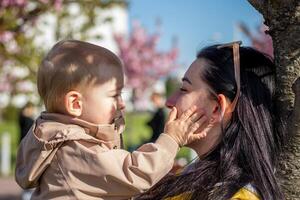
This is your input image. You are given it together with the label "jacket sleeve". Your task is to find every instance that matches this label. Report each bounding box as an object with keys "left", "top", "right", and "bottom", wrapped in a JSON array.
[{"left": 57, "top": 133, "right": 179, "bottom": 198}]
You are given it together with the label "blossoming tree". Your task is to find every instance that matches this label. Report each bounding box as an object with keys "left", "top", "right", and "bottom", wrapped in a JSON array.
[
  {"left": 0, "top": 0, "right": 126, "bottom": 118},
  {"left": 238, "top": 22, "right": 273, "bottom": 58},
  {"left": 114, "top": 21, "right": 179, "bottom": 107}
]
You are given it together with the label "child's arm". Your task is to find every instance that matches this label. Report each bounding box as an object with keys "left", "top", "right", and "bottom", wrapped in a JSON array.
[{"left": 66, "top": 106, "right": 207, "bottom": 198}]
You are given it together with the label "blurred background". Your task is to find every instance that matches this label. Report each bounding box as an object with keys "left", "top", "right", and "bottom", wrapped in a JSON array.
[{"left": 0, "top": 0, "right": 272, "bottom": 199}]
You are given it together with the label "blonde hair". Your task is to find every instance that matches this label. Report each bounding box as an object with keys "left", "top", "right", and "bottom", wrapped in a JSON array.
[{"left": 37, "top": 40, "right": 123, "bottom": 112}]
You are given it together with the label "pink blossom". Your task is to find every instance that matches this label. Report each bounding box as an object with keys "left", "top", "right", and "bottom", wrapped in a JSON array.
[
  {"left": 252, "top": 25, "right": 273, "bottom": 58},
  {"left": 0, "top": 31, "right": 14, "bottom": 43},
  {"left": 239, "top": 23, "right": 273, "bottom": 58},
  {"left": 0, "top": 0, "right": 27, "bottom": 7},
  {"left": 114, "top": 21, "right": 179, "bottom": 106},
  {"left": 54, "top": 0, "right": 62, "bottom": 11},
  {"left": 16, "top": 80, "right": 35, "bottom": 92}
]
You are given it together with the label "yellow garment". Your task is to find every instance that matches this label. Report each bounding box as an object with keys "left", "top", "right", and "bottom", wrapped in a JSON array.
[
  {"left": 165, "top": 187, "right": 260, "bottom": 200},
  {"left": 231, "top": 188, "right": 260, "bottom": 200},
  {"left": 165, "top": 192, "right": 191, "bottom": 200}
]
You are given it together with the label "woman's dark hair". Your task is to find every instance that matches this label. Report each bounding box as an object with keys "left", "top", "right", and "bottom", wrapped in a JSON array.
[{"left": 137, "top": 45, "right": 284, "bottom": 200}]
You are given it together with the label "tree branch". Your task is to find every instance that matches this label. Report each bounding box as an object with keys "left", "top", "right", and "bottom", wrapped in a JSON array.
[{"left": 247, "top": 0, "right": 266, "bottom": 15}]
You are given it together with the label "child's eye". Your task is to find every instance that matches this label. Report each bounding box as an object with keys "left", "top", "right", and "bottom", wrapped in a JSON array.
[
  {"left": 111, "top": 90, "right": 125, "bottom": 99},
  {"left": 113, "top": 92, "right": 123, "bottom": 98},
  {"left": 180, "top": 88, "right": 187, "bottom": 92}
]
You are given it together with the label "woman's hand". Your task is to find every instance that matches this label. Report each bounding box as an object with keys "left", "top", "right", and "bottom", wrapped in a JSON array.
[{"left": 164, "top": 106, "right": 209, "bottom": 147}]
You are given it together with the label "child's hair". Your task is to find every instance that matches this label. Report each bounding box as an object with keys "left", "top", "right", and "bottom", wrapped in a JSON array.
[{"left": 37, "top": 40, "right": 123, "bottom": 112}]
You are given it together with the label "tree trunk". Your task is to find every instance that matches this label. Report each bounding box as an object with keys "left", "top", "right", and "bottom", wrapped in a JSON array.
[
  {"left": 279, "top": 78, "right": 300, "bottom": 199},
  {"left": 247, "top": 0, "right": 300, "bottom": 199}
]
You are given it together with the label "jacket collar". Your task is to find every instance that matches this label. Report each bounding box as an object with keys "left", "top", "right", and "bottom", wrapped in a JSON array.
[{"left": 40, "top": 112, "right": 125, "bottom": 143}]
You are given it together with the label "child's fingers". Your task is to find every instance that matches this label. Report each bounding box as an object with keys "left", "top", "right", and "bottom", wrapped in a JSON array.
[
  {"left": 189, "top": 132, "right": 207, "bottom": 141},
  {"left": 188, "top": 116, "right": 209, "bottom": 142},
  {"left": 201, "top": 121, "right": 214, "bottom": 135},
  {"left": 167, "top": 107, "right": 177, "bottom": 122},
  {"left": 194, "top": 115, "right": 208, "bottom": 129},
  {"left": 189, "top": 122, "right": 201, "bottom": 133},
  {"left": 188, "top": 109, "right": 205, "bottom": 124},
  {"left": 179, "top": 105, "right": 197, "bottom": 121},
  {"left": 189, "top": 115, "right": 207, "bottom": 133}
]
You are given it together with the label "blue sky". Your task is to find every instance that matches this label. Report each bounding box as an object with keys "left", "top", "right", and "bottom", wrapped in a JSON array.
[{"left": 128, "top": 0, "right": 263, "bottom": 69}]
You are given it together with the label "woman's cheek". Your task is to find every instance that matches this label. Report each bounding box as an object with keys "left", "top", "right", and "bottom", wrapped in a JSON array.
[
  {"left": 176, "top": 98, "right": 194, "bottom": 117},
  {"left": 190, "top": 96, "right": 213, "bottom": 120},
  {"left": 173, "top": 103, "right": 183, "bottom": 118}
]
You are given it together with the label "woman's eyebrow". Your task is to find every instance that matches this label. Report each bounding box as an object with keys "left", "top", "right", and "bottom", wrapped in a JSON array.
[{"left": 182, "top": 77, "right": 192, "bottom": 85}]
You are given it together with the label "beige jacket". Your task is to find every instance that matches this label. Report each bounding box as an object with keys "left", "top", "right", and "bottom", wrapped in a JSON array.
[{"left": 15, "top": 112, "right": 179, "bottom": 200}]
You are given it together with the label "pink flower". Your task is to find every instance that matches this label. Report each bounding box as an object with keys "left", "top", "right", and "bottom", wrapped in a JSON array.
[
  {"left": 114, "top": 20, "right": 180, "bottom": 105},
  {"left": 0, "top": 31, "right": 14, "bottom": 43},
  {"left": 0, "top": 0, "right": 27, "bottom": 7}
]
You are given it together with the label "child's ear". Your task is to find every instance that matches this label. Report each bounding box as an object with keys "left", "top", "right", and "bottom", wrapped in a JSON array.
[
  {"left": 210, "top": 94, "right": 229, "bottom": 124},
  {"left": 64, "top": 91, "right": 83, "bottom": 117}
]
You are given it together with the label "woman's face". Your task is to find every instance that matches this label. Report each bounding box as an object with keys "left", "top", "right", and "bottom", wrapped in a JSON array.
[
  {"left": 166, "top": 58, "right": 222, "bottom": 155},
  {"left": 166, "top": 58, "right": 216, "bottom": 121}
]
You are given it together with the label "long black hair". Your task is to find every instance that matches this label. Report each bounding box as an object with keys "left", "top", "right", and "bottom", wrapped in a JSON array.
[{"left": 137, "top": 45, "right": 284, "bottom": 200}]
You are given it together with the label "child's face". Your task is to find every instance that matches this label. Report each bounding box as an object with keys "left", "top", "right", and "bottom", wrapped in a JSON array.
[{"left": 80, "top": 71, "right": 125, "bottom": 125}]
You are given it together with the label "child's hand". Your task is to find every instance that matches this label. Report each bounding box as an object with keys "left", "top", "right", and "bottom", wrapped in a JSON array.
[{"left": 164, "top": 106, "right": 208, "bottom": 147}]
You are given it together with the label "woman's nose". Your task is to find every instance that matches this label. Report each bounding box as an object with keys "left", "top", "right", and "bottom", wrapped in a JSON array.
[{"left": 165, "top": 92, "right": 179, "bottom": 109}]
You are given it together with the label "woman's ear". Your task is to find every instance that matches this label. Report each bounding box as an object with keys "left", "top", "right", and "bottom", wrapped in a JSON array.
[
  {"left": 210, "top": 94, "right": 229, "bottom": 123},
  {"left": 64, "top": 91, "right": 83, "bottom": 117}
]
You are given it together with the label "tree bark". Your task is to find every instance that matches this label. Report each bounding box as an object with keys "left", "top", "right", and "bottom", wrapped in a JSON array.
[
  {"left": 278, "top": 78, "right": 300, "bottom": 199},
  {"left": 247, "top": 0, "right": 300, "bottom": 199}
]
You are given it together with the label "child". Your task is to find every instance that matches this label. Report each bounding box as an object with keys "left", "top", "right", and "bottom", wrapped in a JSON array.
[{"left": 15, "top": 40, "right": 208, "bottom": 200}]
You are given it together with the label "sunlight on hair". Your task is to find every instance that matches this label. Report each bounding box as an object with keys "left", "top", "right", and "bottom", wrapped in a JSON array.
[{"left": 86, "top": 54, "right": 94, "bottom": 64}]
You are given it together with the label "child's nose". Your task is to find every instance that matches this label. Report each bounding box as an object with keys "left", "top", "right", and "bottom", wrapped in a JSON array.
[{"left": 118, "top": 96, "right": 126, "bottom": 110}]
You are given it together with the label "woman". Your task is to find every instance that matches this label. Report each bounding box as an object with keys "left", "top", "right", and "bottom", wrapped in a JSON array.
[{"left": 137, "top": 42, "right": 284, "bottom": 200}]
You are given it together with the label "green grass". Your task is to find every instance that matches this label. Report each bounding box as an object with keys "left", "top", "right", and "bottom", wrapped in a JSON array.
[
  {"left": 123, "top": 112, "right": 192, "bottom": 160},
  {"left": 0, "top": 120, "right": 19, "bottom": 175},
  {"left": 123, "top": 112, "right": 152, "bottom": 148}
]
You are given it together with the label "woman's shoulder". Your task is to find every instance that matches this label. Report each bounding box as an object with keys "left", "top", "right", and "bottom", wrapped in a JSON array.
[{"left": 231, "top": 184, "right": 260, "bottom": 200}]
